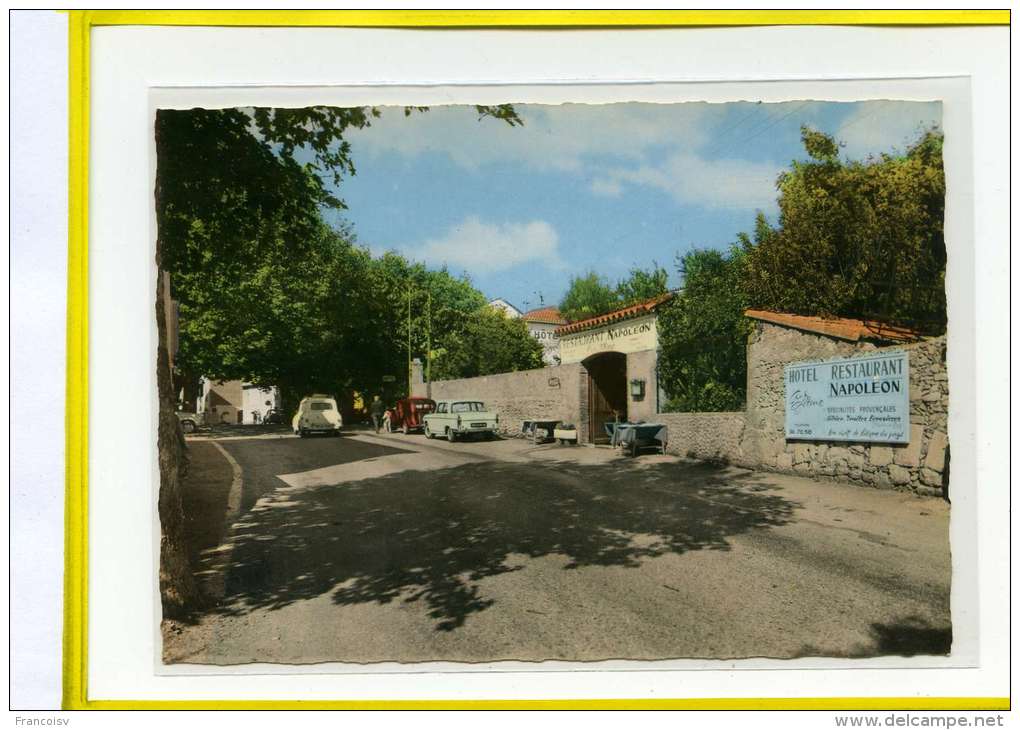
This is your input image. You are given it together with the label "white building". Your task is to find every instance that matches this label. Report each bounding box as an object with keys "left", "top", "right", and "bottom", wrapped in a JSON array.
[
  {"left": 487, "top": 298, "right": 523, "bottom": 319},
  {"left": 199, "top": 378, "right": 281, "bottom": 425},
  {"left": 523, "top": 306, "right": 567, "bottom": 365}
]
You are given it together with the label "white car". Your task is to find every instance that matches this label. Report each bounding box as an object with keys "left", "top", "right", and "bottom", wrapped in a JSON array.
[
  {"left": 423, "top": 399, "right": 499, "bottom": 442},
  {"left": 175, "top": 411, "right": 204, "bottom": 434},
  {"left": 292, "top": 395, "right": 343, "bottom": 437}
]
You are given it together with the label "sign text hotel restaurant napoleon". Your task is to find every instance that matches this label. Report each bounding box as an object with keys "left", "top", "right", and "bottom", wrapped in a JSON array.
[
  {"left": 559, "top": 316, "right": 657, "bottom": 363},
  {"left": 785, "top": 350, "right": 910, "bottom": 443}
]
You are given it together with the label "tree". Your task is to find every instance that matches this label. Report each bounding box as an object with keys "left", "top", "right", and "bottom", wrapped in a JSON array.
[
  {"left": 558, "top": 272, "right": 618, "bottom": 322},
  {"left": 155, "top": 104, "right": 521, "bottom": 616},
  {"left": 430, "top": 307, "right": 544, "bottom": 380},
  {"left": 175, "top": 223, "right": 373, "bottom": 390},
  {"left": 358, "top": 253, "right": 489, "bottom": 397},
  {"left": 559, "top": 265, "right": 669, "bottom": 323},
  {"left": 656, "top": 126, "right": 945, "bottom": 414},
  {"left": 743, "top": 126, "right": 946, "bottom": 332},
  {"left": 616, "top": 264, "right": 669, "bottom": 305},
  {"left": 657, "top": 248, "right": 751, "bottom": 412}
]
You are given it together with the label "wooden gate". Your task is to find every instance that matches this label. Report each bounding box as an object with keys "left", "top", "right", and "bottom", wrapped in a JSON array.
[{"left": 585, "top": 352, "right": 628, "bottom": 443}]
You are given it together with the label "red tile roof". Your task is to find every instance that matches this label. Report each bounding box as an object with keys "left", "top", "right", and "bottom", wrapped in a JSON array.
[
  {"left": 744, "top": 309, "right": 920, "bottom": 343},
  {"left": 523, "top": 306, "right": 567, "bottom": 325},
  {"left": 555, "top": 293, "right": 674, "bottom": 336}
]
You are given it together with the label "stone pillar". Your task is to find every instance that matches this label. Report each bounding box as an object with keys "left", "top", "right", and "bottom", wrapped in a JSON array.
[{"left": 410, "top": 358, "right": 426, "bottom": 398}]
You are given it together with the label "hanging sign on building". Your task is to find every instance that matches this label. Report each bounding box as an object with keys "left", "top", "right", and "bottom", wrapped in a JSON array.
[
  {"left": 559, "top": 315, "right": 658, "bottom": 364},
  {"left": 785, "top": 351, "right": 910, "bottom": 443}
]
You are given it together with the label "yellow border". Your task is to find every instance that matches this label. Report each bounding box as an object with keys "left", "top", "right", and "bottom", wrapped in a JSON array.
[
  {"left": 64, "top": 8, "right": 90, "bottom": 713},
  {"left": 71, "top": 698, "right": 1012, "bottom": 712},
  {"left": 69, "top": 9, "right": 1012, "bottom": 27},
  {"left": 63, "top": 8, "right": 1010, "bottom": 712}
]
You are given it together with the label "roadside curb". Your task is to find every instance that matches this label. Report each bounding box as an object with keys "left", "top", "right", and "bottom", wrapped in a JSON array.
[
  {"left": 210, "top": 441, "right": 243, "bottom": 522},
  {"left": 194, "top": 441, "right": 244, "bottom": 603}
]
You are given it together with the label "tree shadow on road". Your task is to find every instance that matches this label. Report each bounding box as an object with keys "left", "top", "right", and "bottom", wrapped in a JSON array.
[
  {"left": 204, "top": 459, "right": 797, "bottom": 632},
  {"left": 797, "top": 614, "right": 952, "bottom": 657},
  {"left": 869, "top": 617, "right": 952, "bottom": 656}
]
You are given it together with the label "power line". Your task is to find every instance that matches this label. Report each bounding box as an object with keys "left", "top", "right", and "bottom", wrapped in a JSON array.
[
  {"left": 696, "top": 102, "right": 764, "bottom": 158},
  {"left": 732, "top": 101, "right": 812, "bottom": 149}
]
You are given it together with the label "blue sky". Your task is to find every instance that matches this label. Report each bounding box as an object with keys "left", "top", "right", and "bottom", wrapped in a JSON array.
[{"left": 326, "top": 100, "right": 940, "bottom": 313}]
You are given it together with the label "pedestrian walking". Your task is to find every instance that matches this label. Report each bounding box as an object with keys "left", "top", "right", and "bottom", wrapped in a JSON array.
[{"left": 369, "top": 395, "right": 386, "bottom": 434}]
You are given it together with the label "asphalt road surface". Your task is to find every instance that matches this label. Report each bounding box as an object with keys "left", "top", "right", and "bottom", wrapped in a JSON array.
[{"left": 165, "top": 428, "right": 951, "bottom": 665}]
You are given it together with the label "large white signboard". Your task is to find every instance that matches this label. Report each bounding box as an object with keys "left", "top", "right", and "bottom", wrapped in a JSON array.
[
  {"left": 559, "top": 315, "right": 658, "bottom": 364},
  {"left": 785, "top": 351, "right": 910, "bottom": 443}
]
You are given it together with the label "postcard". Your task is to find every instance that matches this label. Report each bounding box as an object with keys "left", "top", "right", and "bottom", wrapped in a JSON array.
[{"left": 41, "top": 11, "right": 1008, "bottom": 711}]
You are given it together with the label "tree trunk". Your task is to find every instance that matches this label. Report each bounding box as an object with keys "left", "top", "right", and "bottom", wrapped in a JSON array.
[
  {"left": 155, "top": 268, "right": 202, "bottom": 617},
  {"left": 154, "top": 111, "right": 201, "bottom": 618}
]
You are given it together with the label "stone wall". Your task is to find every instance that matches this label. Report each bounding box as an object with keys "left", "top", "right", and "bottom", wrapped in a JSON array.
[
  {"left": 414, "top": 319, "right": 949, "bottom": 496},
  {"left": 626, "top": 349, "right": 659, "bottom": 424},
  {"left": 655, "top": 412, "right": 747, "bottom": 462},
  {"left": 739, "top": 322, "right": 949, "bottom": 496},
  {"left": 415, "top": 363, "right": 583, "bottom": 438}
]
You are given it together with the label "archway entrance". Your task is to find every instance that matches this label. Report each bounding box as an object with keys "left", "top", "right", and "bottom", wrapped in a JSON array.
[{"left": 584, "top": 351, "right": 628, "bottom": 444}]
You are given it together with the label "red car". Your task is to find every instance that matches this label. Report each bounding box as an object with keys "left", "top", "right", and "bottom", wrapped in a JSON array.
[{"left": 383, "top": 397, "right": 437, "bottom": 435}]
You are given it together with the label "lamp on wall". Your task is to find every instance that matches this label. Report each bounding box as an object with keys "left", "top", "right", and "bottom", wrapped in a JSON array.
[{"left": 630, "top": 378, "right": 646, "bottom": 399}]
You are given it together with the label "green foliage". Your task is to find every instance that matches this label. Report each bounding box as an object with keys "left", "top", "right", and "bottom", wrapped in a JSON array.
[
  {"left": 361, "top": 253, "right": 489, "bottom": 392},
  {"left": 559, "top": 265, "right": 669, "bottom": 322},
  {"left": 656, "top": 126, "right": 946, "bottom": 413},
  {"left": 558, "top": 272, "right": 618, "bottom": 322},
  {"left": 615, "top": 264, "right": 670, "bottom": 305},
  {"left": 742, "top": 126, "right": 946, "bottom": 332},
  {"left": 657, "top": 248, "right": 751, "bottom": 412},
  {"left": 430, "top": 308, "right": 545, "bottom": 381},
  {"left": 158, "top": 105, "right": 522, "bottom": 403}
]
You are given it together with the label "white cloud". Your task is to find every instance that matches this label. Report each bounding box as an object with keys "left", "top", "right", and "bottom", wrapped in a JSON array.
[
  {"left": 345, "top": 100, "right": 936, "bottom": 215},
  {"left": 346, "top": 102, "right": 723, "bottom": 173},
  {"left": 832, "top": 101, "right": 942, "bottom": 159},
  {"left": 595, "top": 153, "right": 783, "bottom": 211},
  {"left": 407, "top": 217, "right": 565, "bottom": 275}
]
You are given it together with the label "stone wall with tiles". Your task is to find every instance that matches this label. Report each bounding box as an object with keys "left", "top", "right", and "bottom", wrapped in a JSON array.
[
  {"left": 413, "top": 363, "right": 584, "bottom": 438},
  {"left": 737, "top": 321, "right": 949, "bottom": 496}
]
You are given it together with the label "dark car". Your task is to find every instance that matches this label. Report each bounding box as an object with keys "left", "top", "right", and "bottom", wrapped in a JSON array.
[
  {"left": 384, "top": 397, "right": 437, "bottom": 435},
  {"left": 263, "top": 409, "right": 285, "bottom": 425}
]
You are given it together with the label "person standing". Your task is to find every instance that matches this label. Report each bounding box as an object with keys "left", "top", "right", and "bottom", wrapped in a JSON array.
[{"left": 369, "top": 395, "right": 386, "bottom": 434}]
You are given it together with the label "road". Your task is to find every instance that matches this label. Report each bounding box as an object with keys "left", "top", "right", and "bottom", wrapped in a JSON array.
[{"left": 165, "top": 428, "right": 952, "bottom": 665}]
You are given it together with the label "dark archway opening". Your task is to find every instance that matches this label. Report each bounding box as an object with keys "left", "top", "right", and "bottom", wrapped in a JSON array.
[{"left": 584, "top": 351, "right": 628, "bottom": 444}]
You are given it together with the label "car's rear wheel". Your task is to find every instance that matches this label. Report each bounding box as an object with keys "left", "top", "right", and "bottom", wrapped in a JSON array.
[
  {"left": 180, "top": 419, "right": 196, "bottom": 434},
  {"left": 446, "top": 428, "right": 456, "bottom": 442},
  {"left": 402, "top": 423, "right": 409, "bottom": 435},
  {"left": 424, "top": 424, "right": 434, "bottom": 439},
  {"left": 298, "top": 428, "right": 307, "bottom": 438}
]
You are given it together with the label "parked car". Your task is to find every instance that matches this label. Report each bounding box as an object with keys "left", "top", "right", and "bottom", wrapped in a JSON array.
[
  {"left": 263, "top": 408, "right": 285, "bottom": 425},
  {"left": 292, "top": 395, "right": 343, "bottom": 437},
  {"left": 423, "top": 399, "right": 499, "bottom": 442},
  {"left": 175, "top": 410, "right": 204, "bottom": 434},
  {"left": 384, "top": 397, "right": 436, "bottom": 435}
]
